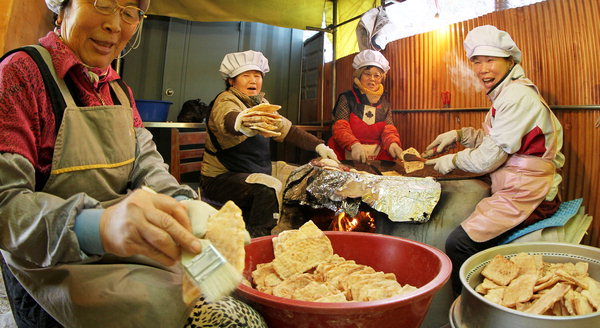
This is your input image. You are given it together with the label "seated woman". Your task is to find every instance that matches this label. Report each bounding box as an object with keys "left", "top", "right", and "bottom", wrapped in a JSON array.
[
  {"left": 327, "top": 50, "right": 403, "bottom": 163},
  {"left": 200, "top": 50, "right": 338, "bottom": 238},
  {"left": 425, "top": 25, "right": 564, "bottom": 295}
]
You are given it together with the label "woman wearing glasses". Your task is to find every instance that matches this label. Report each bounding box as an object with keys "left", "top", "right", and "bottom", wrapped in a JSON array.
[
  {"left": 327, "top": 49, "right": 403, "bottom": 163},
  {"left": 0, "top": 1, "right": 265, "bottom": 327}
]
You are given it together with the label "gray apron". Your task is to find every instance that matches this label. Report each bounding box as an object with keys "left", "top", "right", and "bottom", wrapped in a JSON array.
[{"left": 2, "top": 46, "right": 190, "bottom": 327}]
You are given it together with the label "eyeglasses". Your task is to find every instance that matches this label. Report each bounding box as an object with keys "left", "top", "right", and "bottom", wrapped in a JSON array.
[
  {"left": 362, "top": 71, "right": 383, "bottom": 81},
  {"left": 93, "top": 0, "right": 146, "bottom": 25}
]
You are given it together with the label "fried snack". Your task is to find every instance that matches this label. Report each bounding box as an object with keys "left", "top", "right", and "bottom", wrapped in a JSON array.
[
  {"left": 526, "top": 283, "right": 571, "bottom": 315},
  {"left": 182, "top": 272, "right": 202, "bottom": 305},
  {"left": 476, "top": 254, "right": 600, "bottom": 316},
  {"left": 400, "top": 147, "right": 425, "bottom": 173},
  {"left": 249, "top": 125, "right": 282, "bottom": 137},
  {"left": 242, "top": 115, "right": 282, "bottom": 125},
  {"left": 204, "top": 200, "right": 248, "bottom": 273},
  {"left": 272, "top": 221, "right": 334, "bottom": 279},
  {"left": 247, "top": 103, "right": 282, "bottom": 113},
  {"left": 272, "top": 273, "right": 316, "bottom": 299},
  {"left": 247, "top": 121, "right": 278, "bottom": 131},
  {"left": 251, "top": 221, "right": 418, "bottom": 303},
  {"left": 181, "top": 200, "right": 248, "bottom": 305},
  {"left": 482, "top": 255, "right": 520, "bottom": 286},
  {"left": 381, "top": 171, "right": 403, "bottom": 176},
  {"left": 581, "top": 277, "right": 600, "bottom": 309},
  {"left": 293, "top": 281, "right": 342, "bottom": 302},
  {"left": 502, "top": 273, "right": 537, "bottom": 307},
  {"left": 484, "top": 288, "right": 505, "bottom": 304},
  {"left": 252, "top": 262, "right": 283, "bottom": 295},
  {"left": 510, "top": 252, "right": 539, "bottom": 275}
]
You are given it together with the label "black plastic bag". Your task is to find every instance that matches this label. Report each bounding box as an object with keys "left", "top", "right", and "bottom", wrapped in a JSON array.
[{"left": 177, "top": 98, "right": 210, "bottom": 122}]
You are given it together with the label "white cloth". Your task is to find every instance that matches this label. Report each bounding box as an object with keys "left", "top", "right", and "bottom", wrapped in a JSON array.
[
  {"left": 356, "top": 7, "right": 394, "bottom": 52},
  {"left": 464, "top": 25, "right": 522, "bottom": 63},
  {"left": 486, "top": 65, "right": 564, "bottom": 170},
  {"left": 352, "top": 50, "right": 390, "bottom": 73},
  {"left": 219, "top": 50, "right": 270, "bottom": 79},
  {"left": 455, "top": 135, "right": 508, "bottom": 174}
]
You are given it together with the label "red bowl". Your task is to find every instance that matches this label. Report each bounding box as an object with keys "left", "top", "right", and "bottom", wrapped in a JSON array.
[{"left": 236, "top": 231, "right": 452, "bottom": 328}]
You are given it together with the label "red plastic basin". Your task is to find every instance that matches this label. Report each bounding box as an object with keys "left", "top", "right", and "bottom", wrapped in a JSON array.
[{"left": 236, "top": 231, "right": 452, "bottom": 328}]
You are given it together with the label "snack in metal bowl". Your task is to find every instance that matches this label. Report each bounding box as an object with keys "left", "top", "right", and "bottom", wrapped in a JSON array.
[
  {"left": 475, "top": 253, "right": 600, "bottom": 316},
  {"left": 458, "top": 242, "right": 600, "bottom": 328}
]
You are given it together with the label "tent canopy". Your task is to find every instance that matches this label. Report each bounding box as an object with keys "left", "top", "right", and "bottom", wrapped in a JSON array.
[{"left": 147, "top": 0, "right": 379, "bottom": 59}]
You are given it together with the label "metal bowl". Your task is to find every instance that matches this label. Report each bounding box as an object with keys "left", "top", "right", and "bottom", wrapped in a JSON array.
[{"left": 457, "top": 242, "right": 600, "bottom": 328}]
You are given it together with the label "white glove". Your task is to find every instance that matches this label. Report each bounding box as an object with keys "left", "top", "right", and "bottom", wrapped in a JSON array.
[
  {"left": 350, "top": 143, "right": 368, "bottom": 163},
  {"left": 234, "top": 109, "right": 258, "bottom": 137},
  {"left": 388, "top": 143, "right": 403, "bottom": 159},
  {"left": 315, "top": 144, "right": 339, "bottom": 162},
  {"left": 426, "top": 154, "right": 457, "bottom": 175},
  {"left": 426, "top": 130, "right": 459, "bottom": 154}
]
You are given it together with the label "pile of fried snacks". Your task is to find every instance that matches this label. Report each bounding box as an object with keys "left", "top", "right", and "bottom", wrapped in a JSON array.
[
  {"left": 476, "top": 253, "right": 600, "bottom": 316},
  {"left": 250, "top": 221, "right": 418, "bottom": 302}
]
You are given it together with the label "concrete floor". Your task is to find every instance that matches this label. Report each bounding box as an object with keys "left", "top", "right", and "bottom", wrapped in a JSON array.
[{"left": 0, "top": 274, "right": 17, "bottom": 328}]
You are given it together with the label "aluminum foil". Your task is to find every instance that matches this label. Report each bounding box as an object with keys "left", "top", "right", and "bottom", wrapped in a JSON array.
[{"left": 283, "top": 164, "right": 441, "bottom": 223}]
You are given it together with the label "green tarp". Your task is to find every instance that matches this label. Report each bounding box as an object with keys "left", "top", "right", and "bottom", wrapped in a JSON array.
[{"left": 147, "top": 0, "right": 378, "bottom": 59}]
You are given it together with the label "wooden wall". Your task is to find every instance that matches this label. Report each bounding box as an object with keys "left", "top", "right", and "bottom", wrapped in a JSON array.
[
  {"left": 1, "top": 0, "right": 52, "bottom": 53},
  {"left": 320, "top": 0, "right": 600, "bottom": 247}
]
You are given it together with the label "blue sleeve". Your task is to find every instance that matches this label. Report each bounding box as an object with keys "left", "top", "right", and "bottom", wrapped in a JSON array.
[{"left": 73, "top": 209, "right": 105, "bottom": 255}]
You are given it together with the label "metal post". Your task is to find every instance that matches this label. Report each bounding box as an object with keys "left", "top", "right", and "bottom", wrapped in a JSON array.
[{"left": 330, "top": 0, "right": 337, "bottom": 125}]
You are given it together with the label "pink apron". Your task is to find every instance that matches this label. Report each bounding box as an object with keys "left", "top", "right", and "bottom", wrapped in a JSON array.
[{"left": 461, "top": 81, "right": 560, "bottom": 242}]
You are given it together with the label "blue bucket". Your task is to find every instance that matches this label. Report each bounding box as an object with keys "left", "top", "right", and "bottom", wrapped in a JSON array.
[{"left": 135, "top": 99, "right": 172, "bottom": 122}]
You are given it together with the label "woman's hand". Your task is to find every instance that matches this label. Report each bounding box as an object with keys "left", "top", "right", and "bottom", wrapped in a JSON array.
[
  {"left": 426, "top": 154, "right": 457, "bottom": 175},
  {"left": 351, "top": 143, "right": 368, "bottom": 163},
  {"left": 100, "top": 189, "right": 202, "bottom": 266},
  {"left": 234, "top": 108, "right": 259, "bottom": 137},
  {"left": 315, "top": 144, "right": 339, "bottom": 162},
  {"left": 388, "top": 143, "right": 403, "bottom": 159},
  {"left": 426, "top": 130, "right": 460, "bottom": 154}
]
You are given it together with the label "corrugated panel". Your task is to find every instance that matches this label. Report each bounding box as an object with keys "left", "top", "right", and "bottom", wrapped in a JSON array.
[
  {"left": 318, "top": 0, "right": 600, "bottom": 246},
  {"left": 381, "top": 0, "right": 600, "bottom": 109}
]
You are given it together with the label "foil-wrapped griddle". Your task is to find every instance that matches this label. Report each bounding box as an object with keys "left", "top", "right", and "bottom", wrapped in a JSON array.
[{"left": 283, "top": 163, "right": 441, "bottom": 223}]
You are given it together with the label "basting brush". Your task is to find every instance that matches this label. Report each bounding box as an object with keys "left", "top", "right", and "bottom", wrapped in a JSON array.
[
  {"left": 141, "top": 186, "right": 242, "bottom": 303},
  {"left": 181, "top": 239, "right": 243, "bottom": 303}
]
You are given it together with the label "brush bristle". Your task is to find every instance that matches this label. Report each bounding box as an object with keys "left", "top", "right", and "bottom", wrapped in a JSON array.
[
  {"left": 198, "top": 261, "right": 243, "bottom": 303},
  {"left": 181, "top": 239, "right": 244, "bottom": 303}
]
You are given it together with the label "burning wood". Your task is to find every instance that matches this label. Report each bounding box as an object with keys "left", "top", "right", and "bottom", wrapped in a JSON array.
[{"left": 330, "top": 211, "right": 376, "bottom": 232}]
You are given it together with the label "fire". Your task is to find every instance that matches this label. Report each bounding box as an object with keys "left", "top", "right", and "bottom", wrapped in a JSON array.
[{"left": 330, "top": 211, "right": 376, "bottom": 232}]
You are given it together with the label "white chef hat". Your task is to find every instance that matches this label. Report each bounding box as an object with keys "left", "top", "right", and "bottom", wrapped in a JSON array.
[
  {"left": 352, "top": 50, "right": 390, "bottom": 73},
  {"left": 45, "top": 0, "right": 151, "bottom": 14},
  {"left": 219, "top": 50, "right": 270, "bottom": 80},
  {"left": 464, "top": 25, "right": 522, "bottom": 64}
]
